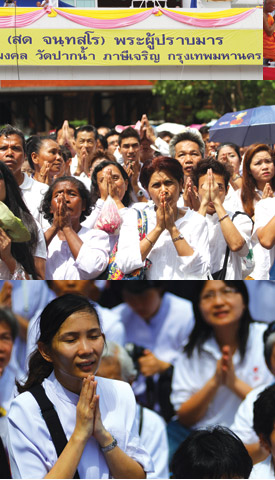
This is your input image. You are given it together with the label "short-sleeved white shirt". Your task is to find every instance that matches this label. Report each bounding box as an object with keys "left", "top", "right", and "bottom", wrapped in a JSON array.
[
  {"left": 19, "top": 173, "right": 49, "bottom": 230},
  {"left": 254, "top": 197, "right": 275, "bottom": 275},
  {"left": 250, "top": 455, "right": 275, "bottom": 479},
  {"left": 45, "top": 226, "right": 110, "bottom": 279},
  {"left": 7, "top": 373, "right": 154, "bottom": 479},
  {"left": 171, "top": 322, "right": 274, "bottom": 429}
]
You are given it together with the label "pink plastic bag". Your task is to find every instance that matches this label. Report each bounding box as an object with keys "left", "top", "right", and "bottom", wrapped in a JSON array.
[{"left": 94, "top": 195, "right": 122, "bottom": 235}]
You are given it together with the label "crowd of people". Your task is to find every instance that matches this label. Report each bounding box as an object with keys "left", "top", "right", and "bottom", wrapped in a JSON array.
[
  {"left": 1, "top": 279, "right": 275, "bottom": 479},
  {"left": 0, "top": 117, "right": 275, "bottom": 280}
]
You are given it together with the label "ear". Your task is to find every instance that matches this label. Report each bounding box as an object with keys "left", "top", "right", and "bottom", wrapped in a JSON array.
[
  {"left": 31, "top": 152, "right": 40, "bottom": 167},
  {"left": 38, "top": 341, "right": 53, "bottom": 364},
  {"left": 259, "top": 433, "right": 271, "bottom": 454}
]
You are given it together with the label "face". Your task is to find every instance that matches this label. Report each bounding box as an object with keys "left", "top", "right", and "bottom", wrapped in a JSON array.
[
  {"left": 40, "top": 310, "right": 105, "bottom": 394},
  {"left": 162, "top": 135, "right": 172, "bottom": 144},
  {"left": 97, "top": 356, "right": 122, "bottom": 381},
  {"left": 75, "top": 131, "right": 97, "bottom": 163},
  {"left": 148, "top": 169, "right": 183, "bottom": 209},
  {"left": 97, "top": 165, "right": 128, "bottom": 202},
  {"left": 0, "top": 134, "right": 25, "bottom": 180},
  {"left": 0, "top": 321, "right": 13, "bottom": 376},
  {"left": 122, "top": 288, "right": 162, "bottom": 321},
  {"left": 202, "top": 134, "right": 219, "bottom": 157},
  {"left": 174, "top": 140, "right": 202, "bottom": 176},
  {"left": 21, "top": 159, "right": 33, "bottom": 177},
  {"left": 199, "top": 281, "right": 245, "bottom": 329},
  {"left": 33, "top": 139, "right": 64, "bottom": 177},
  {"left": 198, "top": 173, "right": 228, "bottom": 215},
  {"left": 218, "top": 146, "right": 241, "bottom": 175},
  {"left": 50, "top": 181, "right": 85, "bottom": 222},
  {"left": 250, "top": 150, "right": 275, "bottom": 189},
  {"left": 119, "top": 137, "right": 140, "bottom": 165},
  {"left": 106, "top": 135, "right": 119, "bottom": 155},
  {"left": 0, "top": 178, "right": 6, "bottom": 202}
]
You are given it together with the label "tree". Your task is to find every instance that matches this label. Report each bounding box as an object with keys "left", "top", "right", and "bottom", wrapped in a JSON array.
[{"left": 152, "top": 81, "right": 275, "bottom": 124}]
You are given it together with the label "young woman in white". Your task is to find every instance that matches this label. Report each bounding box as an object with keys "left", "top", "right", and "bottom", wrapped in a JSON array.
[{"left": 7, "top": 295, "right": 153, "bottom": 479}]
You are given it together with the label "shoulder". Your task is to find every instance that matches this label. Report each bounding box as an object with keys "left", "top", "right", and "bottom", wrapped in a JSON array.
[
  {"left": 96, "top": 377, "right": 136, "bottom": 413},
  {"left": 8, "top": 390, "right": 42, "bottom": 426}
]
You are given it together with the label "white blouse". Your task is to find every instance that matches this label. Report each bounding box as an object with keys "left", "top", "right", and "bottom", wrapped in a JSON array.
[
  {"left": 115, "top": 201, "right": 210, "bottom": 280},
  {"left": 7, "top": 372, "right": 154, "bottom": 479}
]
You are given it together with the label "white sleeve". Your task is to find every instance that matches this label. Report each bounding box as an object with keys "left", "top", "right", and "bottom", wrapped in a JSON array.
[
  {"left": 34, "top": 220, "right": 47, "bottom": 259},
  {"left": 170, "top": 351, "right": 202, "bottom": 411},
  {"left": 232, "top": 212, "right": 253, "bottom": 257},
  {"left": 75, "top": 230, "right": 110, "bottom": 279},
  {"left": 81, "top": 199, "right": 104, "bottom": 229},
  {"left": 230, "top": 388, "right": 261, "bottom": 445},
  {"left": 254, "top": 198, "right": 275, "bottom": 234},
  {"left": 114, "top": 209, "right": 144, "bottom": 274}
]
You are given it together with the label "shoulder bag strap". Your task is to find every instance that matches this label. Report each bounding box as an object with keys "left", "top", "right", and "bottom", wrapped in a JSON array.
[{"left": 29, "top": 384, "right": 80, "bottom": 479}]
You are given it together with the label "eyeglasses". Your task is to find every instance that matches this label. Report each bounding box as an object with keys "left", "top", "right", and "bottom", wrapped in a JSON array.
[{"left": 200, "top": 286, "right": 239, "bottom": 302}]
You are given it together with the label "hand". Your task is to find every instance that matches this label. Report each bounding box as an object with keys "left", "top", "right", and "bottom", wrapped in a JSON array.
[
  {"left": 155, "top": 198, "right": 166, "bottom": 232},
  {"left": 0, "top": 281, "right": 12, "bottom": 308},
  {"left": 52, "top": 193, "right": 71, "bottom": 231},
  {"left": 162, "top": 193, "right": 176, "bottom": 232},
  {"left": 37, "top": 161, "right": 51, "bottom": 185},
  {"left": 183, "top": 177, "right": 201, "bottom": 211},
  {"left": 262, "top": 182, "right": 274, "bottom": 199},
  {"left": 74, "top": 376, "right": 100, "bottom": 443},
  {"left": 105, "top": 168, "right": 120, "bottom": 200},
  {"left": 138, "top": 350, "right": 169, "bottom": 376},
  {"left": 139, "top": 114, "right": 156, "bottom": 144},
  {"left": 208, "top": 168, "right": 221, "bottom": 205},
  {"left": 220, "top": 345, "right": 236, "bottom": 390}
]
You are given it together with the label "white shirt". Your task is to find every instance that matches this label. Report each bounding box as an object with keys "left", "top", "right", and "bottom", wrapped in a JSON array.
[
  {"left": 137, "top": 405, "right": 169, "bottom": 479},
  {"left": 206, "top": 210, "right": 251, "bottom": 280},
  {"left": 171, "top": 322, "right": 274, "bottom": 429},
  {"left": 45, "top": 226, "right": 110, "bottom": 279},
  {"left": 115, "top": 201, "right": 210, "bottom": 280},
  {"left": 19, "top": 173, "right": 49, "bottom": 230},
  {"left": 246, "top": 280, "right": 275, "bottom": 322},
  {"left": 231, "top": 383, "right": 271, "bottom": 445},
  {"left": 254, "top": 197, "right": 275, "bottom": 276},
  {"left": 250, "top": 455, "right": 275, "bottom": 479},
  {"left": 7, "top": 373, "right": 154, "bottom": 479},
  {"left": 113, "top": 292, "right": 194, "bottom": 396}
]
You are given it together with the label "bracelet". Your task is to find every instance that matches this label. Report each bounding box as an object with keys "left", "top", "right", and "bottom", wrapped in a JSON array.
[
  {"left": 101, "top": 435, "right": 118, "bottom": 453},
  {"left": 145, "top": 235, "right": 154, "bottom": 247},
  {"left": 232, "top": 175, "right": 241, "bottom": 182},
  {"left": 218, "top": 214, "right": 229, "bottom": 223},
  {"left": 172, "top": 233, "right": 184, "bottom": 243}
]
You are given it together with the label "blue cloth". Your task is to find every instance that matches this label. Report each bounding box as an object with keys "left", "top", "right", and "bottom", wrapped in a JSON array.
[
  {"left": 190, "top": 0, "right": 197, "bottom": 6},
  {"left": 270, "top": 259, "right": 275, "bottom": 280}
]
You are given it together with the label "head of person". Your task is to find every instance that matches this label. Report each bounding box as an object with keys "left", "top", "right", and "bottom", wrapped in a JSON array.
[
  {"left": 26, "top": 136, "right": 64, "bottom": 182},
  {"left": 169, "top": 129, "right": 205, "bottom": 177},
  {"left": 0, "top": 308, "right": 18, "bottom": 377},
  {"left": 0, "top": 125, "right": 26, "bottom": 182},
  {"left": 216, "top": 143, "right": 242, "bottom": 176},
  {"left": 118, "top": 127, "right": 141, "bottom": 166},
  {"left": 97, "top": 126, "right": 110, "bottom": 137},
  {"left": 59, "top": 145, "right": 72, "bottom": 177},
  {"left": 140, "top": 156, "right": 184, "bottom": 209},
  {"left": 158, "top": 131, "right": 173, "bottom": 144},
  {"left": 263, "top": 321, "right": 275, "bottom": 375},
  {"left": 89, "top": 150, "right": 117, "bottom": 177},
  {"left": 74, "top": 125, "right": 98, "bottom": 164},
  {"left": 264, "top": 0, "right": 275, "bottom": 13},
  {"left": 253, "top": 384, "right": 275, "bottom": 458},
  {"left": 46, "top": 280, "right": 100, "bottom": 302},
  {"left": 0, "top": 161, "right": 38, "bottom": 278},
  {"left": 199, "top": 126, "right": 219, "bottom": 157},
  {"left": 241, "top": 143, "right": 275, "bottom": 217},
  {"left": 41, "top": 176, "right": 92, "bottom": 225},
  {"left": 97, "top": 134, "right": 108, "bottom": 152},
  {"left": 171, "top": 426, "right": 253, "bottom": 479},
  {"left": 105, "top": 129, "right": 119, "bottom": 155},
  {"left": 91, "top": 160, "right": 132, "bottom": 207},
  {"left": 18, "top": 294, "right": 105, "bottom": 395},
  {"left": 192, "top": 158, "right": 231, "bottom": 215},
  {"left": 184, "top": 280, "right": 252, "bottom": 360},
  {"left": 97, "top": 340, "right": 137, "bottom": 383},
  {"left": 55, "top": 122, "right": 76, "bottom": 143},
  {"left": 114, "top": 281, "right": 166, "bottom": 322}
]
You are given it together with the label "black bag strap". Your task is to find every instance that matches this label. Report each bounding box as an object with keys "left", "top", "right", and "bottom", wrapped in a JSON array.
[
  {"left": 138, "top": 405, "right": 144, "bottom": 436},
  {"left": 29, "top": 384, "right": 80, "bottom": 479},
  {"left": 0, "top": 436, "right": 11, "bottom": 479}
]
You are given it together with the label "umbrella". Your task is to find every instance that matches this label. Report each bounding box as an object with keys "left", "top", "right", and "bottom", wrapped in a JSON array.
[{"left": 209, "top": 105, "right": 275, "bottom": 146}]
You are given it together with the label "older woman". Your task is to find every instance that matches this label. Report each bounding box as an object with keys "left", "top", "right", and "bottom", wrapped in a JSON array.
[{"left": 114, "top": 156, "right": 210, "bottom": 279}]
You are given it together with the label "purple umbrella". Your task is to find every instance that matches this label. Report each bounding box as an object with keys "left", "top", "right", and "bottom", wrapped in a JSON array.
[{"left": 209, "top": 105, "right": 275, "bottom": 147}]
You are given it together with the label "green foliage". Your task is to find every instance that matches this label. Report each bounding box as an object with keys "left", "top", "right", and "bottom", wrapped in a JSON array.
[{"left": 152, "top": 81, "right": 275, "bottom": 124}]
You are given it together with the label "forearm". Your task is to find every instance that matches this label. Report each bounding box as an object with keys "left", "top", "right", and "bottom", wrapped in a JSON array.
[
  {"left": 229, "top": 377, "right": 252, "bottom": 400},
  {"left": 103, "top": 445, "right": 146, "bottom": 479},
  {"left": 34, "top": 257, "right": 46, "bottom": 280},
  {"left": 140, "top": 226, "right": 162, "bottom": 261},
  {"left": 245, "top": 442, "right": 269, "bottom": 465},
  {"left": 257, "top": 220, "right": 275, "bottom": 249},
  {"left": 168, "top": 226, "right": 194, "bottom": 256},
  {"left": 62, "top": 227, "right": 83, "bottom": 260},
  {"left": 177, "top": 377, "right": 219, "bottom": 427},
  {"left": 44, "top": 432, "right": 86, "bottom": 479},
  {"left": 44, "top": 225, "right": 58, "bottom": 247},
  {"left": 214, "top": 202, "right": 245, "bottom": 251}
]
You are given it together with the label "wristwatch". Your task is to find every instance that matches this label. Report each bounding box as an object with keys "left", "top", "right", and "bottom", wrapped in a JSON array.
[
  {"left": 137, "top": 189, "right": 144, "bottom": 198},
  {"left": 172, "top": 234, "right": 184, "bottom": 243},
  {"left": 101, "top": 435, "right": 118, "bottom": 453}
]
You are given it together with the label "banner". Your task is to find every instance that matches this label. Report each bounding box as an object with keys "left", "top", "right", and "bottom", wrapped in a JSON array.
[{"left": 0, "top": 28, "right": 262, "bottom": 65}]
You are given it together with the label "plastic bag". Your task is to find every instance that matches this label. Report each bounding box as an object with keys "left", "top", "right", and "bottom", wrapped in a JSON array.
[{"left": 94, "top": 195, "right": 122, "bottom": 235}]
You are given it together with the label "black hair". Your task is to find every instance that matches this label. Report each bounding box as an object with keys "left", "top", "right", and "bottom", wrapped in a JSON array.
[
  {"left": 60, "top": 144, "right": 72, "bottom": 163},
  {"left": 105, "top": 129, "right": 119, "bottom": 141},
  {"left": 74, "top": 125, "right": 98, "bottom": 141},
  {"left": 171, "top": 426, "right": 253, "bottom": 479},
  {"left": 17, "top": 294, "right": 102, "bottom": 394},
  {"left": 199, "top": 126, "right": 210, "bottom": 136},
  {"left": 0, "top": 161, "right": 38, "bottom": 278},
  {"left": 158, "top": 131, "right": 173, "bottom": 140},
  {"left": 90, "top": 160, "right": 132, "bottom": 207},
  {"left": 0, "top": 307, "right": 18, "bottom": 341},
  {"left": 191, "top": 158, "right": 231, "bottom": 189},
  {"left": 118, "top": 127, "right": 141, "bottom": 147},
  {"left": 263, "top": 321, "right": 275, "bottom": 371},
  {"left": 119, "top": 280, "right": 167, "bottom": 295},
  {"left": 40, "top": 176, "right": 92, "bottom": 224},
  {"left": 184, "top": 281, "right": 253, "bottom": 361},
  {"left": 26, "top": 135, "right": 56, "bottom": 170},
  {"left": 97, "top": 134, "right": 108, "bottom": 151},
  {"left": 253, "top": 384, "right": 275, "bottom": 444},
  {"left": 0, "top": 124, "right": 26, "bottom": 154}
]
